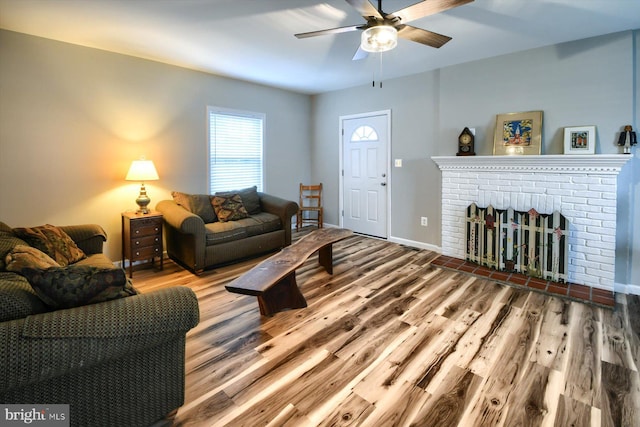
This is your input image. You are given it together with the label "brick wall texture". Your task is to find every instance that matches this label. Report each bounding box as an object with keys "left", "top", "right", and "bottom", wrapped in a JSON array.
[{"left": 441, "top": 170, "right": 617, "bottom": 290}]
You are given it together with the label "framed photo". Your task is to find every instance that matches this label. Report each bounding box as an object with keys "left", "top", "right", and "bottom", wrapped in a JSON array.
[
  {"left": 493, "top": 111, "right": 543, "bottom": 155},
  {"left": 563, "top": 126, "right": 596, "bottom": 154}
]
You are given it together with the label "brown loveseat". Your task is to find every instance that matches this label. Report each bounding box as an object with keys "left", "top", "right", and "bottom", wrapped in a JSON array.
[
  {"left": 156, "top": 187, "right": 299, "bottom": 273},
  {"left": 0, "top": 221, "right": 199, "bottom": 427}
]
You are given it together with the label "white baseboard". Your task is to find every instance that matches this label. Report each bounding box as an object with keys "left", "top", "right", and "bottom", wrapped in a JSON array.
[
  {"left": 389, "top": 236, "right": 441, "bottom": 252},
  {"left": 116, "top": 252, "right": 166, "bottom": 271},
  {"left": 615, "top": 282, "right": 640, "bottom": 295}
]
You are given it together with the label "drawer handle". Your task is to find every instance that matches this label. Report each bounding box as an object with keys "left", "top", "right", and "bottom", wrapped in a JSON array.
[
  {"left": 155, "top": 227, "right": 159, "bottom": 231},
  {"left": 135, "top": 241, "right": 140, "bottom": 245},
  {"left": 154, "top": 237, "right": 159, "bottom": 242},
  {"left": 135, "top": 230, "right": 140, "bottom": 234},
  {"left": 135, "top": 251, "right": 140, "bottom": 256}
]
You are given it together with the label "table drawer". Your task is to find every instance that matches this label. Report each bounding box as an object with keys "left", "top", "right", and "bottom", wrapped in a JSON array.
[
  {"left": 131, "top": 221, "right": 162, "bottom": 238},
  {"left": 131, "top": 234, "right": 161, "bottom": 248},
  {"left": 131, "top": 245, "right": 162, "bottom": 259}
]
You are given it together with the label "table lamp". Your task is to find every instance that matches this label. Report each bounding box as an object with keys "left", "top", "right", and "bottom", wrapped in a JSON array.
[{"left": 125, "top": 159, "right": 159, "bottom": 214}]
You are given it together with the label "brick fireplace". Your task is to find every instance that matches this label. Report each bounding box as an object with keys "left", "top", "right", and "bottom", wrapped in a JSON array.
[{"left": 432, "top": 154, "right": 630, "bottom": 292}]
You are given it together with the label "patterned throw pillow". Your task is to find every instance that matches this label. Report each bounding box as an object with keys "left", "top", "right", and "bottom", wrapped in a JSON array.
[
  {"left": 211, "top": 194, "right": 250, "bottom": 222},
  {"left": 13, "top": 224, "right": 86, "bottom": 267},
  {"left": 5, "top": 245, "right": 60, "bottom": 272},
  {"left": 215, "top": 186, "right": 261, "bottom": 215},
  {"left": 22, "top": 265, "right": 138, "bottom": 309}
]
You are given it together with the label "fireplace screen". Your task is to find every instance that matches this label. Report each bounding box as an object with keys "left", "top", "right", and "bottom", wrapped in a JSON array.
[{"left": 465, "top": 203, "right": 568, "bottom": 282}]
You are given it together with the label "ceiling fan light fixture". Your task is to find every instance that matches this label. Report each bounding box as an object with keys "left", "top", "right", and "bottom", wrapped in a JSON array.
[{"left": 361, "top": 25, "right": 398, "bottom": 52}]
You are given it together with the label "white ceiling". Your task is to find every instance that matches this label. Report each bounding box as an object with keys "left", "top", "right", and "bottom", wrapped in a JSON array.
[{"left": 1, "top": 0, "right": 639, "bottom": 94}]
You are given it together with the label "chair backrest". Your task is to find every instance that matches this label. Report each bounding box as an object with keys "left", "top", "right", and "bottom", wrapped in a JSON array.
[{"left": 299, "top": 183, "right": 322, "bottom": 208}]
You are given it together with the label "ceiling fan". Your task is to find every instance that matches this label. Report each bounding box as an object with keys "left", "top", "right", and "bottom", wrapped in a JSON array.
[{"left": 295, "top": 0, "right": 474, "bottom": 60}]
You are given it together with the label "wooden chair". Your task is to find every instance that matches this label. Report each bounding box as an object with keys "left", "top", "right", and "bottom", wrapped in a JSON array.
[{"left": 297, "top": 183, "right": 323, "bottom": 230}]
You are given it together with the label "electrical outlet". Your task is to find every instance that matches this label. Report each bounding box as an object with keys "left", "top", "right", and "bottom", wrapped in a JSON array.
[{"left": 421, "top": 217, "right": 428, "bottom": 227}]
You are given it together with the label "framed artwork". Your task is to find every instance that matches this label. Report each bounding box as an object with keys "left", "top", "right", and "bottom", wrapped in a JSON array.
[
  {"left": 563, "top": 125, "right": 596, "bottom": 154},
  {"left": 493, "top": 111, "right": 543, "bottom": 155}
]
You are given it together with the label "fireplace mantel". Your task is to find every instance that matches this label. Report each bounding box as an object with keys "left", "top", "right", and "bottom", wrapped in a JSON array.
[{"left": 432, "top": 154, "right": 630, "bottom": 174}]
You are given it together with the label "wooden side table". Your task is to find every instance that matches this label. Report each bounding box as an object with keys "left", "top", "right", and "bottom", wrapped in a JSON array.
[{"left": 121, "top": 211, "right": 163, "bottom": 278}]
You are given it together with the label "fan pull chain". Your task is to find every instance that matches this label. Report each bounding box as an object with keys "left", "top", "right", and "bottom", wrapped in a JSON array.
[
  {"left": 379, "top": 52, "right": 383, "bottom": 88},
  {"left": 372, "top": 54, "right": 377, "bottom": 87},
  {"left": 372, "top": 53, "right": 384, "bottom": 88}
]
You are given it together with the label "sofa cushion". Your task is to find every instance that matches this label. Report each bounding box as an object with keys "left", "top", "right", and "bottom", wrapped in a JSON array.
[
  {"left": 211, "top": 194, "right": 250, "bottom": 222},
  {"left": 5, "top": 245, "right": 60, "bottom": 272},
  {"left": 215, "top": 186, "right": 261, "bottom": 215},
  {"left": 74, "top": 253, "right": 120, "bottom": 269},
  {"left": 204, "top": 221, "right": 248, "bottom": 245},
  {"left": 13, "top": 224, "right": 86, "bottom": 267},
  {"left": 234, "top": 212, "right": 282, "bottom": 237},
  {"left": 22, "top": 265, "right": 138, "bottom": 310},
  {"left": 172, "top": 191, "right": 217, "bottom": 223},
  {"left": 0, "top": 222, "right": 29, "bottom": 271},
  {"left": 0, "top": 272, "right": 49, "bottom": 322},
  {"left": 203, "top": 212, "right": 281, "bottom": 246}
]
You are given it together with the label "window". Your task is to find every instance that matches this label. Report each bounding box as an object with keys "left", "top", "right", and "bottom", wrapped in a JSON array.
[
  {"left": 207, "top": 106, "right": 264, "bottom": 193},
  {"left": 351, "top": 125, "right": 378, "bottom": 142}
]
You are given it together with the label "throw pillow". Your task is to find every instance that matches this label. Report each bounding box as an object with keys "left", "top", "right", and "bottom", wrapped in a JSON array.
[
  {"left": 13, "top": 224, "right": 86, "bottom": 267},
  {"left": 5, "top": 245, "right": 60, "bottom": 272},
  {"left": 171, "top": 191, "right": 192, "bottom": 210},
  {"left": 215, "top": 186, "right": 261, "bottom": 215},
  {"left": 190, "top": 194, "right": 218, "bottom": 223},
  {"left": 22, "top": 265, "right": 138, "bottom": 310},
  {"left": 172, "top": 191, "right": 218, "bottom": 223},
  {"left": 0, "top": 223, "right": 30, "bottom": 271},
  {"left": 211, "top": 194, "right": 250, "bottom": 222}
]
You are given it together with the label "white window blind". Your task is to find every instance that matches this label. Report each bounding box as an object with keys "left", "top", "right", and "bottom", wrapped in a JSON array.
[{"left": 207, "top": 107, "right": 264, "bottom": 193}]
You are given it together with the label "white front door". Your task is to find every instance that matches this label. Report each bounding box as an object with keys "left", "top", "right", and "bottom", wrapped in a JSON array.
[{"left": 341, "top": 111, "right": 389, "bottom": 238}]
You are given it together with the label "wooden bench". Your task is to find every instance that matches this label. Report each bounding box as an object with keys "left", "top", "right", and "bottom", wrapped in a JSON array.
[{"left": 225, "top": 228, "right": 353, "bottom": 316}]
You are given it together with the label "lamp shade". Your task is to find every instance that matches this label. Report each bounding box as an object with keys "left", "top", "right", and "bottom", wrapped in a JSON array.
[
  {"left": 361, "top": 25, "right": 398, "bottom": 53},
  {"left": 126, "top": 160, "right": 159, "bottom": 182},
  {"left": 126, "top": 159, "right": 159, "bottom": 214}
]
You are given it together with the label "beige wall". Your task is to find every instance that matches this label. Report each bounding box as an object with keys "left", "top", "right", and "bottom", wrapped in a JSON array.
[{"left": 0, "top": 30, "right": 311, "bottom": 261}]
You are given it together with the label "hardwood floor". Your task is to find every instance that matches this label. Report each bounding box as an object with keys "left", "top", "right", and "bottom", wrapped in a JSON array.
[{"left": 134, "top": 231, "right": 640, "bottom": 427}]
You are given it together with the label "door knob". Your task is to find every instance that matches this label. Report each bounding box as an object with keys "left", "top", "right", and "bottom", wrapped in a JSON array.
[{"left": 381, "top": 182, "right": 387, "bottom": 186}]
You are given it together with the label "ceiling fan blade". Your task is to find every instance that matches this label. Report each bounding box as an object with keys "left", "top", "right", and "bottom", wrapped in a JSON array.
[
  {"left": 345, "top": 0, "right": 383, "bottom": 19},
  {"left": 295, "top": 25, "right": 362, "bottom": 39},
  {"left": 398, "top": 25, "right": 452, "bottom": 48},
  {"left": 394, "top": 0, "right": 474, "bottom": 24},
  {"left": 352, "top": 45, "right": 369, "bottom": 61}
]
